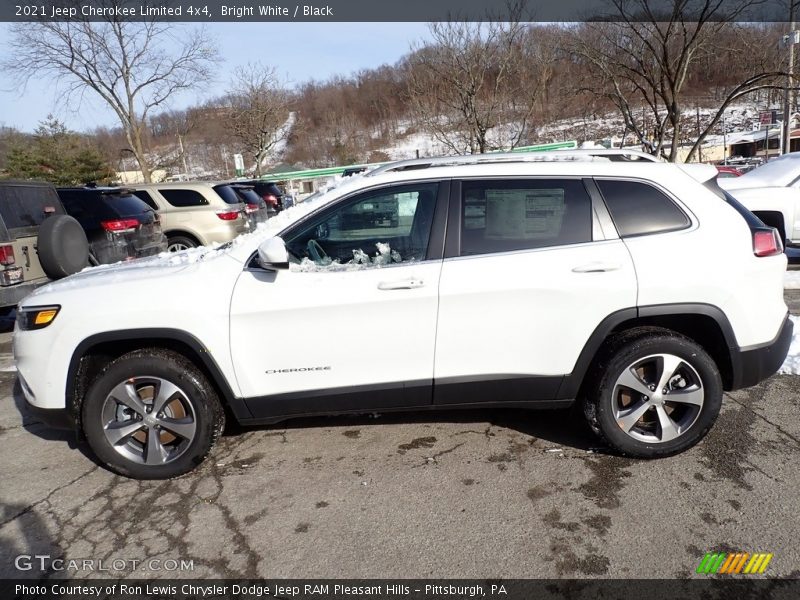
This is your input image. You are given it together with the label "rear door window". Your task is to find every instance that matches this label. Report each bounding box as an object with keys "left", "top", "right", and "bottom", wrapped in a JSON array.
[
  {"left": 158, "top": 189, "right": 209, "bottom": 207},
  {"left": 595, "top": 179, "right": 690, "bottom": 237},
  {"left": 459, "top": 179, "right": 593, "bottom": 256}
]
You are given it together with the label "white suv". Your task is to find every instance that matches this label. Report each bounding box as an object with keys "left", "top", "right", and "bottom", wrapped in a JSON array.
[{"left": 14, "top": 152, "right": 792, "bottom": 479}]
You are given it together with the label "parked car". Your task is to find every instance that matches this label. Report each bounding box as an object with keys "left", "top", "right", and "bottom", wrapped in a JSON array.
[
  {"left": 0, "top": 181, "right": 90, "bottom": 309},
  {"left": 238, "top": 180, "right": 287, "bottom": 213},
  {"left": 56, "top": 186, "right": 167, "bottom": 264},
  {"left": 715, "top": 165, "right": 742, "bottom": 178},
  {"left": 15, "top": 150, "right": 791, "bottom": 479},
  {"left": 130, "top": 182, "right": 249, "bottom": 251},
  {"left": 224, "top": 183, "right": 270, "bottom": 229},
  {"left": 719, "top": 151, "right": 800, "bottom": 249}
]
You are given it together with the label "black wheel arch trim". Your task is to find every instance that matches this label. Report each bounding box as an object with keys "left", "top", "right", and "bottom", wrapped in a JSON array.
[
  {"left": 66, "top": 328, "right": 252, "bottom": 428},
  {"left": 557, "top": 303, "right": 740, "bottom": 399}
]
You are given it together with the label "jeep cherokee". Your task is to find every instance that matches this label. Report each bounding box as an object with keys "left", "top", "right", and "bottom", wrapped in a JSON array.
[{"left": 14, "top": 152, "right": 792, "bottom": 479}]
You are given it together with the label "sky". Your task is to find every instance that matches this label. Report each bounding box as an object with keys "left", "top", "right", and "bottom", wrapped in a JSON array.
[{"left": 0, "top": 22, "right": 432, "bottom": 133}]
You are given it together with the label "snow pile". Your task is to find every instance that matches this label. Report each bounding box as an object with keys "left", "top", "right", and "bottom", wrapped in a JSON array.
[
  {"left": 779, "top": 315, "right": 800, "bottom": 374},
  {"left": 293, "top": 242, "right": 404, "bottom": 272},
  {"left": 784, "top": 270, "right": 800, "bottom": 289}
]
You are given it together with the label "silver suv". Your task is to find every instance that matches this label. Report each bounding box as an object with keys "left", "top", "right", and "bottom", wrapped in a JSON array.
[{"left": 130, "top": 182, "right": 250, "bottom": 251}]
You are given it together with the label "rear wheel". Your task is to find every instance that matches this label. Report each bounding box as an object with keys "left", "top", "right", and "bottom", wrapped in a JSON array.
[
  {"left": 583, "top": 328, "right": 722, "bottom": 458},
  {"left": 166, "top": 235, "right": 197, "bottom": 252},
  {"left": 82, "top": 349, "right": 224, "bottom": 479}
]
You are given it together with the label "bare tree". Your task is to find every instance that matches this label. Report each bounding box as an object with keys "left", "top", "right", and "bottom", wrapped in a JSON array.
[
  {"left": 571, "top": 1, "right": 788, "bottom": 162},
  {"left": 406, "top": 13, "right": 544, "bottom": 155},
  {"left": 2, "top": 7, "right": 219, "bottom": 181},
  {"left": 227, "top": 64, "right": 292, "bottom": 176}
]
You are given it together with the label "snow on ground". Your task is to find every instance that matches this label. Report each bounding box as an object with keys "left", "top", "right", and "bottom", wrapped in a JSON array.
[{"left": 784, "top": 270, "right": 800, "bottom": 289}]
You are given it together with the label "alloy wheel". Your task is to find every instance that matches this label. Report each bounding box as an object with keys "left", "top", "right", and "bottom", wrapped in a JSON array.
[
  {"left": 611, "top": 353, "right": 704, "bottom": 444},
  {"left": 100, "top": 376, "right": 197, "bottom": 465}
]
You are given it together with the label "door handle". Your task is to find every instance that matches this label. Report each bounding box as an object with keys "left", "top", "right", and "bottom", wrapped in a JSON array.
[
  {"left": 572, "top": 262, "right": 621, "bottom": 273},
  {"left": 378, "top": 278, "right": 425, "bottom": 290}
]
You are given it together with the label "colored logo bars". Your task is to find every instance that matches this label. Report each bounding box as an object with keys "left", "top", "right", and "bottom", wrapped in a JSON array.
[{"left": 696, "top": 552, "right": 773, "bottom": 574}]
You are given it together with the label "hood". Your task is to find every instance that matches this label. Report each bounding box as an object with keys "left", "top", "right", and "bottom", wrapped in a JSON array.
[{"left": 22, "top": 246, "right": 230, "bottom": 303}]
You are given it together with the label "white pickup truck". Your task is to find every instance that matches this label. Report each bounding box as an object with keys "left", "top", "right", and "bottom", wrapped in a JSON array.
[{"left": 719, "top": 153, "right": 800, "bottom": 248}]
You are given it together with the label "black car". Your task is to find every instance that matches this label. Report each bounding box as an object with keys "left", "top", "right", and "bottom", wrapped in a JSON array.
[
  {"left": 239, "top": 180, "right": 287, "bottom": 213},
  {"left": 56, "top": 187, "right": 167, "bottom": 264},
  {"left": 215, "top": 183, "right": 270, "bottom": 229}
]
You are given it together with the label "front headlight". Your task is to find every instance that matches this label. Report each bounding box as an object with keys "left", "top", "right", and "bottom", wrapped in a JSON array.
[{"left": 17, "top": 305, "right": 61, "bottom": 330}]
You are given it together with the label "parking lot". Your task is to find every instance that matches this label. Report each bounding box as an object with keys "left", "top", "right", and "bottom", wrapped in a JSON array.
[{"left": 1, "top": 299, "right": 799, "bottom": 580}]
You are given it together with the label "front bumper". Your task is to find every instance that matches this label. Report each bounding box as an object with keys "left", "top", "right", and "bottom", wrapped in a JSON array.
[
  {"left": 18, "top": 372, "right": 75, "bottom": 430},
  {"left": 25, "top": 402, "right": 75, "bottom": 430},
  {"left": 731, "top": 313, "right": 793, "bottom": 390}
]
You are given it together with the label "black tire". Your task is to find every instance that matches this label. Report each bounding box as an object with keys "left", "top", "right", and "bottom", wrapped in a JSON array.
[
  {"left": 166, "top": 234, "right": 198, "bottom": 252},
  {"left": 582, "top": 327, "right": 722, "bottom": 458},
  {"left": 82, "top": 349, "right": 224, "bottom": 479},
  {"left": 37, "top": 214, "right": 89, "bottom": 279}
]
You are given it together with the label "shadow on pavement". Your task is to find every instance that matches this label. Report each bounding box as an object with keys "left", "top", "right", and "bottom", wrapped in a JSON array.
[
  {"left": 9, "top": 377, "right": 104, "bottom": 471},
  {"left": 226, "top": 405, "right": 608, "bottom": 454},
  {"left": 0, "top": 500, "right": 63, "bottom": 579}
]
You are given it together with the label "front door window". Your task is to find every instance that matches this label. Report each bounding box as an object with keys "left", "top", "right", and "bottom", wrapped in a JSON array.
[{"left": 284, "top": 183, "right": 439, "bottom": 269}]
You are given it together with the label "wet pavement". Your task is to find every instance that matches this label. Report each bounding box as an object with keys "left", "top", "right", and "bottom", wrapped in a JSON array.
[{"left": 1, "top": 306, "right": 799, "bottom": 580}]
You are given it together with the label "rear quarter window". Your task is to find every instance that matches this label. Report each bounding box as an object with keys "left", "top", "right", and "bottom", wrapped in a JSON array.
[
  {"left": 158, "top": 189, "right": 209, "bottom": 208},
  {"left": 595, "top": 179, "right": 690, "bottom": 237}
]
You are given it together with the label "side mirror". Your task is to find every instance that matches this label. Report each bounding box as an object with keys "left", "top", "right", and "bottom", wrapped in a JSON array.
[{"left": 257, "top": 236, "right": 289, "bottom": 270}]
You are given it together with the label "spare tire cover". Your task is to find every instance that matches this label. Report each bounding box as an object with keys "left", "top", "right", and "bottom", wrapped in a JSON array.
[{"left": 37, "top": 214, "right": 90, "bottom": 280}]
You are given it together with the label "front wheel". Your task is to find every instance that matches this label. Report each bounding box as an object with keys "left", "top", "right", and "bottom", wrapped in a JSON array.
[
  {"left": 82, "top": 349, "right": 224, "bottom": 479},
  {"left": 583, "top": 328, "right": 722, "bottom": 458}
]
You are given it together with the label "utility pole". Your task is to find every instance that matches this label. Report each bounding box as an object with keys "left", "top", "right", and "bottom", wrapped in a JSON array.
[
  {"left": 783, "top": 4, "right": 797, "bottom": 154},
  {"left": 722, "top": 114, "right": 728, "bottom": 165}
]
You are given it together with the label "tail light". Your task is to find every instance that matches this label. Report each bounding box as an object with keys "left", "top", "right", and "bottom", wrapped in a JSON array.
[
  {"left": 753, "top": 228, "right": 783, "bottom": 257},
  {"left": 216, "top": 210, "right": 240, "bottom": 221},
  {"left": 0, "top": 244, "right": 15, "bottom": 266},
  {"left": 245, "top": 203, "right": 260, "bottom": 214},
  {"left": 263, "top": 194, "right": 278, "bottom": 207},
  {"left": 101, "top": 219, "right": 139, "bottom": 232}
]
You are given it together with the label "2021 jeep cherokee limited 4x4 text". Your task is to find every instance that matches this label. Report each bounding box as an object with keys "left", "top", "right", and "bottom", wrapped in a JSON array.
[{"left": 14, "top": 152, "right": 793, "bottom": 479}]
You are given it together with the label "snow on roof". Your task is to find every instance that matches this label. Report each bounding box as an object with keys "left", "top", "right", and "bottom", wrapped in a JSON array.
[
  {"left": 726, "top": 129, "right": 780, "bottom": 145},
  {"left": 722, "top": 151, "right": 800, "bottom": 190}
]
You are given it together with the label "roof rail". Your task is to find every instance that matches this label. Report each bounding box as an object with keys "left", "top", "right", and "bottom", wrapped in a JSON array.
[{"left": 366, "top": 149, "right": 660, "bottom": 176}]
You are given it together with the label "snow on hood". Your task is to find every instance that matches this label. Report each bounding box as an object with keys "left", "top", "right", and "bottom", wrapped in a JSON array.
[{"left": 720, "top": 153, "right": 800, "bottom": 190}]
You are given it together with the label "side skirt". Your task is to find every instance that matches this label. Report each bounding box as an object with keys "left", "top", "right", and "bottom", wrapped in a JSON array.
[{"left": 239, "top": 375, "right": 572, "bottom": 425}]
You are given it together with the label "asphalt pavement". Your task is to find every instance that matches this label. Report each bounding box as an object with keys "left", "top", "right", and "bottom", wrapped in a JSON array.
[{"left": 1, "top": 301, "right": 799, "bottom": 580}]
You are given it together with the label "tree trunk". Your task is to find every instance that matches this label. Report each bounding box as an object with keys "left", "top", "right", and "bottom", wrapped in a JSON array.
[{"left": 127, "top": 126, "right": 152, "bottom": 183}]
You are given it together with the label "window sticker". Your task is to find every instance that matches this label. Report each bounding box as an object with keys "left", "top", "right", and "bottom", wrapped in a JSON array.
[{"left": 485, "top": 189, "right": 565, "bottom": 239}]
